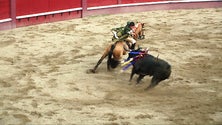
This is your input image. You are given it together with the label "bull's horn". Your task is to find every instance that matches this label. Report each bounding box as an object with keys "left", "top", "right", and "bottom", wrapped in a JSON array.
[{"left": 156, "top": 54, "right": 159, "bottom": 61}]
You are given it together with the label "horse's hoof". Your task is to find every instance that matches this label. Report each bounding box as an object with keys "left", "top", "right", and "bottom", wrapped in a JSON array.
[
  {"left": 91, "top": 69, "right": 96, "bottom": 73},
  {"left": 87, "top": 69, "right": 96, "bottom": 74}
]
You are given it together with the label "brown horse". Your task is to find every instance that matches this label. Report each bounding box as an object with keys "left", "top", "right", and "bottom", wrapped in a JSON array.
[{"left": 90, "top": 40, "right": 131, "bottom": 73}]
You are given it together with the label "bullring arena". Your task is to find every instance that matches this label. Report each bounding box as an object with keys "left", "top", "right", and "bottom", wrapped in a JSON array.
[{"left": 0, "top": 1, "right": 222, "bottom": 125}]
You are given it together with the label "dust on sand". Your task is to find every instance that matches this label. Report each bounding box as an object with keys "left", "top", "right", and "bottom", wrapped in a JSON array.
[{"left": 0, "top": 8, "right": 222, "bottom": 125}]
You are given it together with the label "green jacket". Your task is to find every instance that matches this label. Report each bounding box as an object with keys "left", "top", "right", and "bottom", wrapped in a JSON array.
[{"left": 112, "top": 24, "right": 132, "bottom": 41}]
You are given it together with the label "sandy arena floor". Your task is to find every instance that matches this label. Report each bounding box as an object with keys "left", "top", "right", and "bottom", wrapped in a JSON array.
[{"left": 0, "top": 8, "right": 222, "bottom": 125}]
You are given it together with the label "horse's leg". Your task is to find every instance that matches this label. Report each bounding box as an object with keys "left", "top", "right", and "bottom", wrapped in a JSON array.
[
  {"left": 140, "top": 30, "right": 145, "bottom": 39},
  {"left": 91, "top": 46, "right": 110, "bottom": 73},
  {"left": 126, "top": 37, "right": 136, "bottom": 50},
  {"left": 91, "top": 55, "right": 107, "bottom": 73},
  {"left": 140, "top": 23, "right": 145, "bottom": 39},
  {"left": 136, "top": 23, "right": 145, "bottom": 40}
]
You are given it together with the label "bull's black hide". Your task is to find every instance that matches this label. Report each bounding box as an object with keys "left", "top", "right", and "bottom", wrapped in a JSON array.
[{"left": 130, "top": 54, "right": 171, "bottom": 90}]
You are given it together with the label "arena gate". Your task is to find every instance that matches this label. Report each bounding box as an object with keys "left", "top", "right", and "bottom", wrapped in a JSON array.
[{"left": 0, "top": 0, "right": 221, "bottom": 30}]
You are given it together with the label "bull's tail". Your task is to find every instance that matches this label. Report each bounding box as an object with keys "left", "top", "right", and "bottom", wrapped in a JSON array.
[
  {"left": 166, "top": 64, "right": 171, "bottom": 79},
  {"left": 162, "top": 63, "right": 171, "bottom": 80},
  {"left": 108, "top": 44, "right": 115, "bottom": 60}
]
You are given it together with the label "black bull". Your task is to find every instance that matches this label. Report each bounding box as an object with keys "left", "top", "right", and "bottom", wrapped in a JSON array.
[{"left": 129, "top": 54, "right": 171, "bottom": 90}]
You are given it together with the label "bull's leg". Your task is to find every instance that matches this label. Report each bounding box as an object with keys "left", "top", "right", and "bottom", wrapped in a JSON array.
[
  {"left": 129, "top": 68, "right": 136, "bottom": 82},
  {"left": 136, "top": 74, "right": 145, "bottom": 84},
  {"left": 145, "top": 77, "right": 161, "bottom": 90}
]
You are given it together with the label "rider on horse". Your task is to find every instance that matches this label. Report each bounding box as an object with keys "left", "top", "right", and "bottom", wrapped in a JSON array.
[{"left": 111, "top": 21, "right": 137, "bottom": 50}]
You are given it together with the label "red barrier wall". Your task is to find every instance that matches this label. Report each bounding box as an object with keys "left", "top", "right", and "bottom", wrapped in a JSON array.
[
  {"left": 15, "top": 0, "right": 82, "bottom": 27},
  {"left": 87, "top": 0, "right": 118, "bottom": 7},
  {"left": 121, "top": 0, "right": 165, "bottom": 3},
  {"left": 16, "top": 0, "right": 81, "bottom": 16},
  {"left": 16, "top": 0, "right": 49, "bottom": 16},
  {"left": 0, "top": 0, "right": 222, "bottom": 30},
  {"left": 49, "top": 0, "right": 81, "bottom": 11},
  {"left": 0, "top": 0, "right": 10, "bottom": 19}
]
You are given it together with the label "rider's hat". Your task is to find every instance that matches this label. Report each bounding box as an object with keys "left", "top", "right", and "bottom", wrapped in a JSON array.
[{"left": 127, "top": 21, "right": 135, "bottom": 27}]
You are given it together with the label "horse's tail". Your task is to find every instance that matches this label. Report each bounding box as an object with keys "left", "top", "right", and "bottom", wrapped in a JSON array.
[
  {"left": 107, "top": 44, "right": 119, "bottom": 69},
  {"left": 108, "top": 44, "right": 115, "bottom": 59}
]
